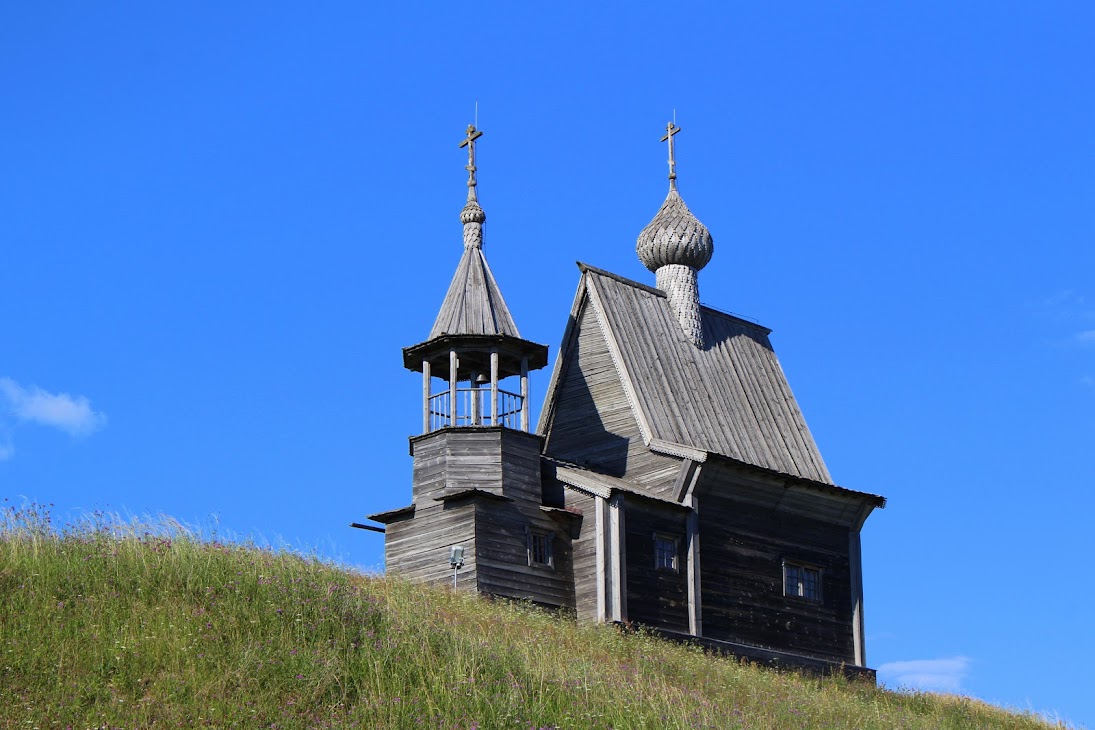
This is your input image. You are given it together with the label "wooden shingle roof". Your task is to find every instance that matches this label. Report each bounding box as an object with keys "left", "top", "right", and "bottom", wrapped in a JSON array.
[
  {"left": 429, "top": 245, "right": 521, "bottom": 339},
  {"left": 561, "top": 263, "right": 834, "bottom": 485}
]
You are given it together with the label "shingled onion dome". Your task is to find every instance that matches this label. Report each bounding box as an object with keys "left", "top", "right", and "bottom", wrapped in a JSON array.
[
  {"left": 636, "top": 123, "right": 713, "bottom": 348},
  {"left": 460, "top": 188, "right": 486, "bottom": 248}
]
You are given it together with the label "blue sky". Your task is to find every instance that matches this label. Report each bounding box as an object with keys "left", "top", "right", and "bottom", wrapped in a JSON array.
[{"left": 3, "top": 2, "right": 1094, "bottom": 726}]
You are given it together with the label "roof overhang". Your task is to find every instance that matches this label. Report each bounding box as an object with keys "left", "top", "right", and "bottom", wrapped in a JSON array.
[
  {"left": 366, "top": 504, "right": 416, "bottom": 524},
  {"left": 545, "top": 458, "right": 691, "bottom": 511},
  {"left": 433, "top": 487, "right": 511, "bottom": 503},
  {"left": 403, "top": 334, "right": 549, "bottom": 378}
]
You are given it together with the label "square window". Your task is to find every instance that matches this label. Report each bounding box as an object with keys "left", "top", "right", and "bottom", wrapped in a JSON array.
[
  {"left": 784, "top": 561, "right": 822, "bottom": 602},
  {"left": 654, "top": 534, "right": 678, "bottom": 572},
  {"left": 528, "top": 530, "right": 553, "bottom": 568}
]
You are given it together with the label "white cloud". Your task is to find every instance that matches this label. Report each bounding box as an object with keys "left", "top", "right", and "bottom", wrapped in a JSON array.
[
  {"left": 877, "top": 656, "right": 971, "bottom": 693},
  {"left": 0, "top": 377, "right": 107, "bottom": 436}
]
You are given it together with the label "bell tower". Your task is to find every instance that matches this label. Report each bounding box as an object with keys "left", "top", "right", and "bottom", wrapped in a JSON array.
[
  {"left": 371, "top": 126, "right": 562, "bottom": 597},
  {"left": 402, "top": 124, "right": 548, "bottom": 436}
]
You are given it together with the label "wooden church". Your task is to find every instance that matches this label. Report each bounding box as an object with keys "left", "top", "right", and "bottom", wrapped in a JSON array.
[{"left": 364, "top": 123, "right": 886, "bottom": 674}]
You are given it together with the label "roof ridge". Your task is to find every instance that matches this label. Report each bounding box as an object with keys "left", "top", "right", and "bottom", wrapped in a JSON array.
[
  {"left": 576, "top": 261, "right": 771, "bottom": 335},
  {"left": 577, "top": 262, "right": 664, "bottom": 297}
]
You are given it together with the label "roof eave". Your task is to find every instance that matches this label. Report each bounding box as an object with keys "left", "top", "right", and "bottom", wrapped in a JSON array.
[{"left": 402, "top": 334, "right": 549, "bottom": 373}]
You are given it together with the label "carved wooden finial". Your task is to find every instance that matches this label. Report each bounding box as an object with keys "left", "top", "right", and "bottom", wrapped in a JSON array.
[
  {"left": 459, "top": 124, "right": 484, "bottom": 201},
  {"left": 661, "top": 121, "right": 681, "bottom": 191}
]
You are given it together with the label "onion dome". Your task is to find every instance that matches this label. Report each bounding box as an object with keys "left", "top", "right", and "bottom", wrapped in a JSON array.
[
  {"left": 635, "top": 189, "right": 714, "bottom": 272},
  {"left": 460, "top": 199, "right": 486, "bottom": 226}
]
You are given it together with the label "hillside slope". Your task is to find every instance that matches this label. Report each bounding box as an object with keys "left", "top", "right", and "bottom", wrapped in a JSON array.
[{"left": 0, "top": 504, "right": 1069, "bottom": 729}]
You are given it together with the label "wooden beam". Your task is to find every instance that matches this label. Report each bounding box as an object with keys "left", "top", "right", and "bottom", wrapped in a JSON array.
[
  {"left": 849, "top": 502, "right": 874, "bottom": 667},
  {"left": 422, "top": 359, "right": 431, "bottom": 433},
  {"left": 470, "top": 370, "right": 480, "bottom": 426},
  {"left": 595, "top": 495, "right": 607, "bottom": 622},
  {"left": 490, "top": 348, "right": 499, "bottom": 426},
  {"left": 520, "top": 355, "right": 529, "bottom": 432},
  {"left": 449, "top": 350, "right": 458, "bottom": 427},
  {"left": 686, "top": 498, "right": 702, "bottom": 636},
  {"left": 609, "top": 493, "right": 627, "bottom": 623},
  {"left": 672, "top": 458, "right": 704, "bottom": 503}
]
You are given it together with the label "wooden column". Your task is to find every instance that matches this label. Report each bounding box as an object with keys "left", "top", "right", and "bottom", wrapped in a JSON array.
[
  {"left": 608, "top": 494, "right": 627, "bottom": 623},
  {"left": 850, "top": 503, "right": 874, "bottom": 667},
  {"left": 469, "top": 370, "right": 480, "bottom": 426},
  {"left": 489, "top": 349, "right": 499, "bottom": 426},
  {"left": 686, "top": 497, "right": 702, "bottom": 637},
  {"left": 520, "top": 356, "right": 529, "bottom": 431},
  {"left": 594, "top": 496, "right": 607, "bottom": 622},
  {"left": 422, "top": 360, "right": 431, "bottom": 433},
  {"left": 448, "top": 350, "right": 458, "bottom": 427}
]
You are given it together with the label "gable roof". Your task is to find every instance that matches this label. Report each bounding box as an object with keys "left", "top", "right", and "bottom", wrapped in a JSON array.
[
  {"left": 429, "top": 245, "right": 521, "bottom": 339},
  {"left": 543, "top": 263, "right": 833, "bottom": 485}
]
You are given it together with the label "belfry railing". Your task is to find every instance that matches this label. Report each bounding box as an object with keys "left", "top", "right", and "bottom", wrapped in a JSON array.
[{"left": 428, "top": 388, "right": 523, "bottom": 432}]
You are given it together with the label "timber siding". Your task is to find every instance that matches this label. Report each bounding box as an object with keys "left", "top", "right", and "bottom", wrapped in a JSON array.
[
  {"left": 624, "top": 500, "right": 689, "bottom": 632},
  {"left": 543, "top": 296, "right": 680, "bottom": 496},
  {"left": 385, "top": 502, "right": 477, "bottom": 590},
  {"left": 562, "top": 488, "right": 600, "bottom": 623},
  {"left": 475, "top": 498, "right": 575, "bottom": 609},
  {"left": 698, "top": 488, "right": 855, "bottom": 663},
  {"left": 411, "top": 427, "right": 544, "bottom": 502}
]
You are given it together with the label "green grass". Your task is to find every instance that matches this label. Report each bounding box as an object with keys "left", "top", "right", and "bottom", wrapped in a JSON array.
[{"left": 0, "top": 502, "right": 1072, "bottom": 729}]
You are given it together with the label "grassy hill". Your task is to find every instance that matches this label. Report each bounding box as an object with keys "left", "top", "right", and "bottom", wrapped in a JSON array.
[{"left": 0, "top": 503, "right": 1070, "bottom": 729}]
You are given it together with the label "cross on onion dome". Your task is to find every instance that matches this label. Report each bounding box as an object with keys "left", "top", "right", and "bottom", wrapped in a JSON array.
[{"left": 661, "top": 121, "right": 681, "bottom": 190}]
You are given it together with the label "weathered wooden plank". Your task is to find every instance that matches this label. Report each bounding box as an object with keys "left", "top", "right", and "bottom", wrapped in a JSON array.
[
  {"left": 623, "top": 499, "right": 688, "bottom": 632},
  {"left": 472, "top": 499, "right": 574, "bottom": 609},
  {"left": 697, "top": 487, "right": 855, "bottom": 663}
]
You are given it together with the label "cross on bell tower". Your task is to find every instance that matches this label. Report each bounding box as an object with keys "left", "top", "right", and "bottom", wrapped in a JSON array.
[{"left": 459, "top": 124, "right": 484, "bottom": 202}]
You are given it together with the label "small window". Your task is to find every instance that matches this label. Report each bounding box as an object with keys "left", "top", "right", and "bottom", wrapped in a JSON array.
[
  {"left": 784, "top": 561, "right": 822, "bottom": 602},
  {"left": 528, "top": 530, "right": 553, "bottom": 568},
  {"left": 654, "top": 534, "right": 678, "bottom": 572}
]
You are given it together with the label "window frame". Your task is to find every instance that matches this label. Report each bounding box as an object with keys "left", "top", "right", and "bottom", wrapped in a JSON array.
[
  {"left": 527, "top": 528, "right": 554, "bottom": 569},
  {"left": 783, "top": 559, "right": 823, "bottom": 603},
  {"left": 653, "top": 532, "right": 680, "bottom": 573}
]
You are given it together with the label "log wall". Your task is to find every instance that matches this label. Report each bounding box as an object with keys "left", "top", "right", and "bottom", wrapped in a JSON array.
[{"left": 698, "top": 488, "right": 855, "bottom": 663}]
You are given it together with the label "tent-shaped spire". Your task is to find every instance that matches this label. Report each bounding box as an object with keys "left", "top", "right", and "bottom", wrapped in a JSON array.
[
  {"left": 429, "top": 246, "right": 521, "bottom": 338},
  {"left": 428, "top": 124, "right": 521, "bottom": 339}
]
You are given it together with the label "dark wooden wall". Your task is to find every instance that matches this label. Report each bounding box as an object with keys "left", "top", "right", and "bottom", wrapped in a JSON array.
[
  {"left": 499, "top": 430, "right": 546, "bottom": 505},
  {"left": 474, "top": 499, "right": 575, "bottom": 610},
  {"left": 624, "top": 499, "right": 689, "bottom": 633},
  {"left": 698, "top": 488, "right": 854, "bottom": 663}
]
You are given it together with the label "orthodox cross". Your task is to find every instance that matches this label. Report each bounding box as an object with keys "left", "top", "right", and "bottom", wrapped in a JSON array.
[
  {"left": 661, "top": 121, "right": 681, "bottom": 190},
  {"left": 459, "top": 124, "right": 484, "bottom": 198}
]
